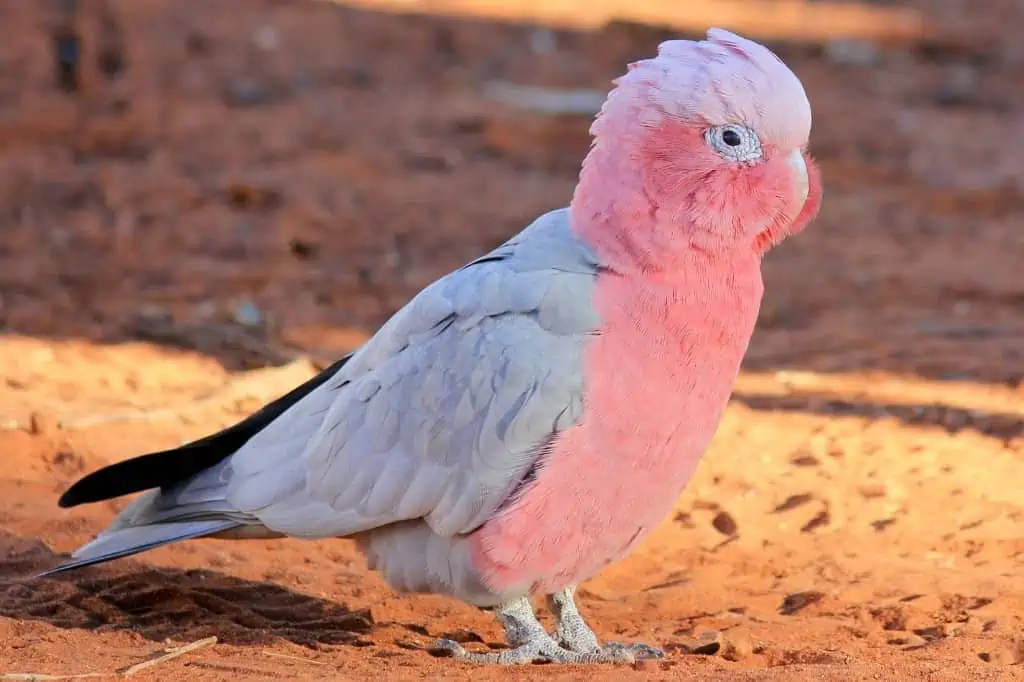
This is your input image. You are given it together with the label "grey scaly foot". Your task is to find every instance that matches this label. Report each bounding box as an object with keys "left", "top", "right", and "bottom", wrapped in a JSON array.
[
  {"left": 432, "top": 597, "right": 636, "bottom": 664},
  {"left": 546, "top": 586, "right": 665, "bottom": 661}
]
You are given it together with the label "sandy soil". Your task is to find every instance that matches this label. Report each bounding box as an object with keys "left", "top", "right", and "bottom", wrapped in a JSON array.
[{"left": 1, "top": 0, "right": 1023, "bottom": 679}]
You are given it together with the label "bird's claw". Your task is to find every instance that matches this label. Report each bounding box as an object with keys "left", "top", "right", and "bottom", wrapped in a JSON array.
[
  {"left": 431, "top": 635, "right": 643, "bottom": 665},
  {"left": 597, "top": 641, "right": 666, "bottom": 660},
  {"left": 431, "top": 591, "right": 665, "bottom": 665},
  {"left": 546, "top": 586, "right": 665, "bottom": 662}
]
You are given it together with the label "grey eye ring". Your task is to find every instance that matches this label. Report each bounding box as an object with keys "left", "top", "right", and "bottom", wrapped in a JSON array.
[{"left": 705, "top": 124, "right": 762, "bottom": 163}]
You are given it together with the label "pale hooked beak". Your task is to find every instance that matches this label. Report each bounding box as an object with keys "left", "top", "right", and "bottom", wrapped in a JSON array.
[{"left": 786, "top": 149, "right": 809, "bottom": 206}]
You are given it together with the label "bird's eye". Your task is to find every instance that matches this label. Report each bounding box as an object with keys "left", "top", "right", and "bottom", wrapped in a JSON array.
[{"left": 705, "top": 124, "right": 762, "bottom": 163}]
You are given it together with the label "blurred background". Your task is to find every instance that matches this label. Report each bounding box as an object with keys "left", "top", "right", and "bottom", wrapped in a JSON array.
[{"left": 0, "top": 0, "right": 1022, "bottom": 679}]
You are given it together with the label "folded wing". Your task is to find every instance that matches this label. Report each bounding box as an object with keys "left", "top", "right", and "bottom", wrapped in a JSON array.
[{"left": 225, "top": 208, "right": 603, "bottom": 539}]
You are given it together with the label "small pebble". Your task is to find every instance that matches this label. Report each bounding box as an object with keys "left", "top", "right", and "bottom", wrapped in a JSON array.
[
  {"left": 253, "top": 25, "right": 280, "bottom": 51},
  {"left": 28, "top": 410, "right": 61, "bottom": 436},
  {"left": 901, "top": 633, "right": 929, "bottom": 648},
  {"left": 711, "top": 510, "right": 738, "bottom": 536},
  {"left": 979, "top": 643, "right": 1024, "bottom": 665},
  {"left": 686, "top": 630, "right": 723, "bottom": 655},
  {"left": 233, "top": 299, "right": 263, "bottom": 327},
  {"left": 780, "top": 591, "right": 825, "bottom": 615},
  {"left": 824, "top": 39, "right": 879, "bottom": 67},
  {"left": 933, "top": 65, "right": 980, "bottom": 107},
  {"left": 722, "top": 634, "right": 753, "bottom": 661},
  {"left": 225, "top": 79, "right": 273, "bottom": 107},
  {"left": 529, "top": 28, "right": 556, "bottom": 54},
  {"left": 632, "top": 658, "right": 656, "bottom": 672}
]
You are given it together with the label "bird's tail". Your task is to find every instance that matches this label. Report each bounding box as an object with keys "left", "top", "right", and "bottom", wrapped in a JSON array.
[
  {"left": 38, "top": 482, "right": 264, "bottom": 577},
  {"left": 37, "top": 518, "right": 241, "bottom": 577},
  {"left": 39, "top": 357, "right": 355, "bottom": 578}
]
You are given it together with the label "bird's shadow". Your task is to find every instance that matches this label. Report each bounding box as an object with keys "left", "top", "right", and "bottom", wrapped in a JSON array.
[
  {"left": 731, "top": 391, "right": 1023, "bottom": 442},
  {"left": 0, "top": 531, "right": 375, "bottom": 649}
]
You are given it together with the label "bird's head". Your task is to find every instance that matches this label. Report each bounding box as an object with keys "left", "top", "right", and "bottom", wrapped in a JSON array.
[{"left": 573, "top": 28, "right": 822, "bottom": 270}]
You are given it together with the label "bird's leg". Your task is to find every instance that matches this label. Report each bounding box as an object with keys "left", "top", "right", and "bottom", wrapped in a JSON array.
[
  {"left": 432, "top": 596, "right": 636, "bottom": 664},
  {"left": 546, "top": 586, "right": 665, "bottom": 660},
  {"left": 546, "top": 586, "right": 600, "bottom": 651}
]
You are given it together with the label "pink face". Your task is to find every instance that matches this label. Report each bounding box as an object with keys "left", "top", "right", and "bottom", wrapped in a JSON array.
[
  {"left": 637, "top": 117, "right": 822, "bottom": 255},
  {"left": 578, "top": 28, "right": 822, "bottom": 262}
]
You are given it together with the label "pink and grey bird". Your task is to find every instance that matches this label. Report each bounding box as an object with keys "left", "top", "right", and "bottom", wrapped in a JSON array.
[{"left": 42, "top": 28, "right": 822, "bottom": 664}]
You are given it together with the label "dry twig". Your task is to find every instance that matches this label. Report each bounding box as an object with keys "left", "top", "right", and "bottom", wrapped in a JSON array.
[
  {"left": 116, "top": 637, "right": 218, "bottom": 677},
  {"left": 0, "top": 637, "right": 218, "bottom": 680}
]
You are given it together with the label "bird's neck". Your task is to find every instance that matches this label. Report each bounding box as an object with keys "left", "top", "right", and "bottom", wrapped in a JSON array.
[
  {"left": 569, "top": 140, "right": 765, "bottom": 364},
  {"left": 570, "top": 142, "right": 756, "bottom": 276}
]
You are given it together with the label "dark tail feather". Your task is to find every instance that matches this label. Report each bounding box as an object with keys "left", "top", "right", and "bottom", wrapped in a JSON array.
[{"left": 37, "top": 520, "right": 239, "bottom": 577}]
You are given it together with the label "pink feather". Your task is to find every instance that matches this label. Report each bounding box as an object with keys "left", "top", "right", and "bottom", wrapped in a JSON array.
[{"left": 469, "top": 28, "right": 822, "bottom": 595}]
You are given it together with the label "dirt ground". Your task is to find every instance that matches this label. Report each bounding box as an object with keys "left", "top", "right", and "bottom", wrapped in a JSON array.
[{"left": 1, "top": 0, "right": 1023, "bottom": 679}]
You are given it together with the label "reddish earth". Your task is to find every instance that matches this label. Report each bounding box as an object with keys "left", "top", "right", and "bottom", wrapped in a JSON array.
[{"left": 1, "top": 0, "right": 1023, "bottom": 679}]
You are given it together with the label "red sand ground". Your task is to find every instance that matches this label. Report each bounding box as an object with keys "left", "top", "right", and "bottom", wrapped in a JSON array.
[{"left": 1, "top": 0, "right": 1023, "bottom": 679}]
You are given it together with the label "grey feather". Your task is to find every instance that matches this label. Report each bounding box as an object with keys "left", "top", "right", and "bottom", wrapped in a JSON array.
[
  {"left": 47, "top": 207, "right": 604, "bottom": 602},
  {"left": 221, "top": 207, "right": 603, "bottom": 544},
  {"left": 37, "top": 520, "right": 240, "bottom": 576}
]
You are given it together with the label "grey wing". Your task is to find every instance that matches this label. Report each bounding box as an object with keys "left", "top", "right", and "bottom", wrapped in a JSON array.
[{"left": 221, "top": 207, "right": 603, "bottom": 539}]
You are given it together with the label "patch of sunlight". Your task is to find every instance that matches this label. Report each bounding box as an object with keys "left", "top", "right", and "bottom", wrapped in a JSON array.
[
  {"left": 735, "top": 369, "right": 1024, "bottom": 417},
  {"left": 327, "top": 0, "right": 928, "bottom": 43}
]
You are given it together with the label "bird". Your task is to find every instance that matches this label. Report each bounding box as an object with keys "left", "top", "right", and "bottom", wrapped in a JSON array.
[{"left": 40, "top": 28, "right": 822, "bottom": 665}]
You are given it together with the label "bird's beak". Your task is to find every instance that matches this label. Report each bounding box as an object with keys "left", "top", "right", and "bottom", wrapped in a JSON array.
[{"left": 786, "top": 149, "right": 809, "bottom": 206}]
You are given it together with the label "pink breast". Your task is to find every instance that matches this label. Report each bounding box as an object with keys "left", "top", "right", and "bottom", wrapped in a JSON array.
[{"left": 468, "top": 268, "right": 763, "bottom": 595}]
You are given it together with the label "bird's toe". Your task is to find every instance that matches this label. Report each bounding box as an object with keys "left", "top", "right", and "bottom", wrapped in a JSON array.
[
  {"left": 430, "top": 634, "right": 641, "bottom": 665},
  {"left": 601, "top": 641, "right": 666, "bottom": 660}
]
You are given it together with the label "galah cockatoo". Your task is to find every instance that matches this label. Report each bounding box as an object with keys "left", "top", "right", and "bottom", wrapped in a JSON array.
[{"left": 42, "top": 28, "right": 821, "bottom": 665}]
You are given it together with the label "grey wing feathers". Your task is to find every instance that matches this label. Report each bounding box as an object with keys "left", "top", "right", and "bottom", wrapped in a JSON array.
[{"left": 219, "top": 207, "right": 603, "bottom": 539}]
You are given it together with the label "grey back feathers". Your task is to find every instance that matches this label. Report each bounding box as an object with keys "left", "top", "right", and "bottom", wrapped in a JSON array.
[
  {"left": 225, "top": 207, "right": 603, "bottom": 538},
  {"left": 47, "top": 208, "right": 604, "bottom": 576}
]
